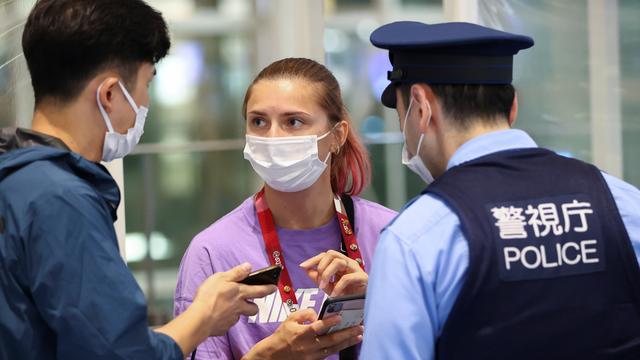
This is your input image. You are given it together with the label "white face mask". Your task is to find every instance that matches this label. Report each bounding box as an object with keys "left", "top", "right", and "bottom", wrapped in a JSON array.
[
  {"left": 97, "top": 81, "right": 148, "bottom": 162},
  {"left": 243, "top": 130, "right": 333, "bottom": 192},
  {"left": 401, "top": 98, "right": 434, "bottom": 184}
]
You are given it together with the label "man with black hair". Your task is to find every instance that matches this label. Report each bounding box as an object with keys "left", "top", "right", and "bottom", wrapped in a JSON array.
[
  {"left": 0, "top": 1, "right": 275, "bottom": 359},
  {"left": 362, "top": 21, "right": 640, "bottom": 359}
]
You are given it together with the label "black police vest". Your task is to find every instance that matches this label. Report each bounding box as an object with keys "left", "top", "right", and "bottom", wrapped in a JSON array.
[{"left": 424, "top": 147, "right": 640, "bottom": 360}]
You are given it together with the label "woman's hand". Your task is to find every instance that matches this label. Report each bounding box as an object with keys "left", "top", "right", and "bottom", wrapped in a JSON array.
[
  {"left": 300, "top": 250, "right": 367, "bottom": 297},
  {"left": 242, "top": 308, "right": 363, "bottom": 360}
]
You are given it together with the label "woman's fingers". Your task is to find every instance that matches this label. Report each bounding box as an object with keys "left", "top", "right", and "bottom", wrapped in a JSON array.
[
  {"left": 299, "top": 252, "right": 326, "bottom": 269},
  {"left": 319, "top": 258, "right": 348, "bottom": 289},
  {"left": 331, "top": 272, "right": 367, "bottom": 297},
  {"left": 302, "top": 250, "right": 366, "bottom": 295}
]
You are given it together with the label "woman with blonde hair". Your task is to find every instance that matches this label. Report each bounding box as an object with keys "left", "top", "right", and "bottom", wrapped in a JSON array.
[{"left": 174, "top": 58, "right": 396, "bottom": 359}]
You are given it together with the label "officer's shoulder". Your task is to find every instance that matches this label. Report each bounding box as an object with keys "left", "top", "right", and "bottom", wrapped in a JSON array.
[
  {"left": 385, "top": 192, "right": 460, "bottom": 244},
  {"left": 600, "top": 172, "right": 640, "bottom": 215},
  {"left": 601, "top": 172, "right": 640, "bottom": 197}
]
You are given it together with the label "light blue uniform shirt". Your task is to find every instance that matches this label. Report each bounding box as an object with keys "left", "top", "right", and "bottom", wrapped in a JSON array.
[{"left": 361, "top": 129, "right": 640, "bottom": 360}]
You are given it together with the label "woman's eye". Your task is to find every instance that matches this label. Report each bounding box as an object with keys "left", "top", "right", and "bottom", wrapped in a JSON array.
[
  {"left": 288, "top": 118, "right": 304, "bottom": 128},
  {"left": 252, "top": 118, "right": 267, "bottom": 127}
]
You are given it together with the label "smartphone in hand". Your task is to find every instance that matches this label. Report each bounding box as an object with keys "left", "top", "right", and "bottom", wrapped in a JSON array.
[
  {"left": 239, "top": 264, "right": 282, "bottom": 286},
  {"left": 317, "top": 293, "right": 365, "bottom": 335}
]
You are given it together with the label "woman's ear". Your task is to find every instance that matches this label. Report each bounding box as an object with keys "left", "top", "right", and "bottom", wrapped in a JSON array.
[{"left": 333, "top": 120, "right": 349, "bottom": 152}]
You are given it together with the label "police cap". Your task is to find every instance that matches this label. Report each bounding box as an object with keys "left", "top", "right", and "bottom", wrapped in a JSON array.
[{"left": 370, "top": 21, "right": 534, "bottom": 108}]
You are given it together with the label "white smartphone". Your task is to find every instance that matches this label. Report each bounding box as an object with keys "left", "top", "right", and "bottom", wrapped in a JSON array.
[{"left": 317, "top": 293, "right": 365, "bottom": 335}]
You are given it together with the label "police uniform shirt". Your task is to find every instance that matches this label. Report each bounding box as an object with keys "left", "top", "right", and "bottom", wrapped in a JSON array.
[{"left": 361, "top": 129, "right": 640, "bottom": 360}]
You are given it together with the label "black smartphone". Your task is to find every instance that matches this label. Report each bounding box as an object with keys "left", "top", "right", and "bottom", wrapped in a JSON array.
[
  {"left": 239, "top": 264, "right": 282, "bottom": 286},
  {"left": 317, "top": 293, "right": 366, "bottom": 335}
]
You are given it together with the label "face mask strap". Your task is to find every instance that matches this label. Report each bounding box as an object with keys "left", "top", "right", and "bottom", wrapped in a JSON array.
[
  {"left": 402, "top": 98, "right": 414, "bottom": 137},
  {"left": 415, "top": 132, "right": 426, "bottom": 157},
  {"left": 405, "top": 97, "right": 433, "bottom": 157},
  {"left": 323, "top": 152, "right": 332, "bottom": 164},
  {"left": 118, "top": 81, "right": 140, "bottom": 112},
  {"left": 321, "top": 121, "right": 345, "bottom": 150},
  {"left": 317, "top": 131, "right": 330, "bottom": 140},
  {"left": 318, "top": 123, "right": 341, "bottom": 164},
  {"left": 96, "top": 82, "right": 115, "bottom": 133},
  {"left": 318, "top": 121, "right": 341, "bottom": 141},
  {"left": 404, "top": 97, "right": 433, "bottom": 133}
]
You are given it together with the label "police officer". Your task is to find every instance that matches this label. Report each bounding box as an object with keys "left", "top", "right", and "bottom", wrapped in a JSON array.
[{"left": 361, "top": 21, "right": 640, "bottom": 359}]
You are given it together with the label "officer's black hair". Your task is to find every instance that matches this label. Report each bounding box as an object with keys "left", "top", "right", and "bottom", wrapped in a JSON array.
[
  {"left": 399, "top": 83, "right": 515, "bottom": 130},
  {"left": 22, "top": 0, "right": 171, "bottom": 105}
]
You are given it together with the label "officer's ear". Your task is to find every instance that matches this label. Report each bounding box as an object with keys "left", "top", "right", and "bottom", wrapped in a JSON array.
[
  {"left": 508, "top": 92, "right": 518, "bottom": 127},
  {"left": 411, "top": 84, "right": 439, "bottom": 133}
]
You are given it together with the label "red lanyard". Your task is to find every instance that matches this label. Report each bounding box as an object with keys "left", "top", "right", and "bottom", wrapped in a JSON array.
[{"left": 254, "top": 188, "right": 364, "bottom": 312}]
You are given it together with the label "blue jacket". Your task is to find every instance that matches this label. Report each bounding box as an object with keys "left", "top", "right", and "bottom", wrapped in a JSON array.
[{"left": 0, "top": 128, "right": 181, "bottom": 359}]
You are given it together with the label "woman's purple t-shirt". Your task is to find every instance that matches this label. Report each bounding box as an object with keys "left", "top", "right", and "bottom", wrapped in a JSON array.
[{"left": 174, "top": 196, "right": 397, "bottom": 359}]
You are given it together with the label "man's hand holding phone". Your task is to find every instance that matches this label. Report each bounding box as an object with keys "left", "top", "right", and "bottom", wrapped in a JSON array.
[
  {"left": 240, "top": 264, "right": 282, "bottom": 286},
  {"left": 156, "top": 263, "right": 277, "bottom": 357},
  {"left": 193, "top": 263, "right": 277, "bottom": 336}
]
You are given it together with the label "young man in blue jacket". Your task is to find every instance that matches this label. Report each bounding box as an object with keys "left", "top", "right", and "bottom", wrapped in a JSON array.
[{"left": 0, "top": 1, "right": 275, "bottom": 359}]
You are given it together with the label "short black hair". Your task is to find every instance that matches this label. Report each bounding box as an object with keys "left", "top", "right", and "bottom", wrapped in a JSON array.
[
  {"left": 22, "top": 0, "right": 171, "bottom": 105},
  {"left": 399, "top": 83, "right": 515, "bottom": 129}
]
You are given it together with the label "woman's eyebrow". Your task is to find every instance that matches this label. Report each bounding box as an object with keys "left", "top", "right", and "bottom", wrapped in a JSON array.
[
  {"left": 281, "top": 111, "right": 311, "bottom": 117},
  {"left": 248, "top": 110, "right": 312, "bottom": 117}
]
